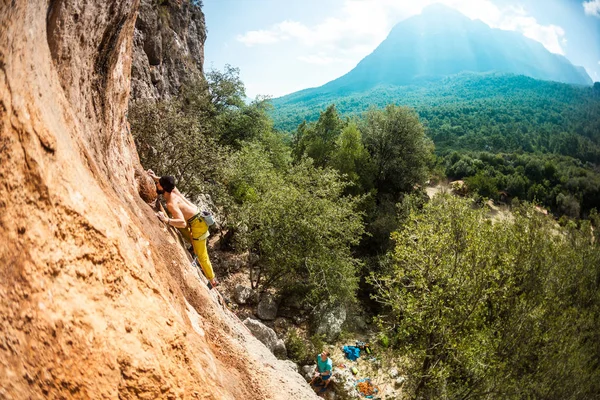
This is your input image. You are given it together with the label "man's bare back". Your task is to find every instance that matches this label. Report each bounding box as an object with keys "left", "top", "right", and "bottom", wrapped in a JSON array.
[
  {"left": 147, "top": 170, "right": 197, "bottom": 229},
  {"left": 165, "top": 188, "right": 198, "bottom": 221}
]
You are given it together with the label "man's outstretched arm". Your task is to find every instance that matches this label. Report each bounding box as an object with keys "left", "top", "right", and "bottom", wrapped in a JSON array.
[{"left": 147, "top": 169, "right": 160, "bottom": 182}]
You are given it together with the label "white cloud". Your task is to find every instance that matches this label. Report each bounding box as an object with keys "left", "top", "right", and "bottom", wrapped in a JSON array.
[
  {"left": 236, "top": 29, "right": 281, "bottom": 46},
  {"left": 236, "top": 1, "right": 396, "bottom": 52},
  {"left": 297, "top": 54, "right": 345, "bottom": 65},
  {"left": 583, "top": 0, "right": 600, "bottom": 17},
  {"left": 236, "top": 0, "right": 568, "bottom": 57}
]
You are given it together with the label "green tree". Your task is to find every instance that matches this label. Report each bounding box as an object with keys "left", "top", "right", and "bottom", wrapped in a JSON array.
[
  {"left": 371, "top": 196, "right": 507, "bottom": 398},
  {"left": 225, "top": 143, "right": 365, "bottom": 305},
  {"left": 361, "top": 105, "right": 433, "bottom": 197},
  {"left": 205, "top": 64, "right": 246, "bottom": 112},
  {"left": 293, "top": 104, "right": 344, "bottom": 167},
  {"left": 330, "top": 122, "right": 372, "bottom": 193},
  {"left": 179, "top": 65, "right": 270, "bottom": 148},
  {"left": 291, "top": 120, "right": 308, "bottom": 161},
  {"left": 556, "top": 192, "right": 580, "bottom": 218},
  {"left": 371, "top": 195, "right": 600, "bottom": 399},
  {"left": 214, "top": 96, "right": 273, "bottom": 148},
  {"left": 465, "top": 171, "right": 498, "bottom": 199},
  {"left": 129, "top": 98, "right": 226, "bottom": 199}
]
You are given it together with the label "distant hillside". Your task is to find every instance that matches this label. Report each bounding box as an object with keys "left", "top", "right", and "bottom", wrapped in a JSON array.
[
  {"left": 272, "top": 4, "right": 594, "bottom": 131},
  {"left": 271, "top": 72, "right": 600, "bottom": 162},
  {"left": 336, "top": 4, "right": 590, "bottom": 89},
  {"left": 281, "top": 4, "right": 591, "bottom": 100}
]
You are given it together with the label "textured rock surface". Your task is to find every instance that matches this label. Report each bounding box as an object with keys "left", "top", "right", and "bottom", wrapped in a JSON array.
[
  {"left": 332, "top": 369, "right": 360, "bottom": 399},
  {"left": 312, "top": 304, "right": 347, "bottom": 342},
  {"left": 258, "top": 294, "right": 279, "bottom": 321},
  {"left": 0, "top": 1, "right": 316, "bottom": 399},
  {"left": 244, "top": 318, "right": 287, "bottom": 359},
  {"left": 234, "top": 284, "right": 252, "bottom": 304},
  {"left": 135, "top": 166, "right": 158, "bottom": 204},
  {"left": 279, "top": 360, "right": 300, "bottom": 374},
  {"left": 130, "top": 0, "right": 206, "bottom": 100},
  {"left": 302, "top": 365, "right": 317, "bottom": 380}
]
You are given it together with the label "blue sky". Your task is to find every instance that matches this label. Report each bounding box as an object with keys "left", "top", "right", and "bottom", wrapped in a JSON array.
[{"left": 203, "top": 0, "right": 600, "bottom": 98}]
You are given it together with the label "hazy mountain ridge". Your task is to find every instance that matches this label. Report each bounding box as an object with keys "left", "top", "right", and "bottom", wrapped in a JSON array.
[
  {"left": 273, "top": 3, "right": 592, "bottom": 114},
  {"left": 271, "top": 72, "right": 599, "bottom": 132},
  {"left": 332, "top": 4, "right": 592, "bottom": 88}
]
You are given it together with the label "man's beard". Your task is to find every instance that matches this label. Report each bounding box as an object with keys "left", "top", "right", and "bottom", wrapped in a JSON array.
[{"left": 156, "top": 189, "right": 165, "bottom": 195}]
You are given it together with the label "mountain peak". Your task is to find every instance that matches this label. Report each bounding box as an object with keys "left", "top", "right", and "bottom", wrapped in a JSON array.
[
  {"left": 321, "top": 5, "right": 591, "bottom": 92},
  {"left": 419, "top": 3, "right": 468, "bottom": 18}
]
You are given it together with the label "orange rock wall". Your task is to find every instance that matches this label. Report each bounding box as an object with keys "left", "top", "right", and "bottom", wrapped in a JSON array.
[{"left": 0, "top": 1, "right": 316, "bottom": 399}]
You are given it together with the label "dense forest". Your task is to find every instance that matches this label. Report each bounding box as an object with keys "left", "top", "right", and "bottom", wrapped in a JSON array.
[
  {"left": 272, "top": 73, "right": 600, "bottom": 217},
  {"left": 130, "top": 67, "right": 600, "bottom": 399},
  {"left": 272, "top": 74, "right": 600, "bottom": 162}
]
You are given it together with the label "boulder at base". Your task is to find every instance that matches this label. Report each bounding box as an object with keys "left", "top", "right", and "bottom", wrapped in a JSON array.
[
  {"left": 243, "top": 318, "right": 286, "bottom": 359},
  {"left": 278, "top": 359, "right": 299, "bottom": 373},
  {"left": 234, "top": 284, "right": 252, "bottom": 305},
  {"left": 301, "top": 364, "right": 317, "bottom": 381},
  {"left": 311, "top": 303, "right": 347, "bottom": 342},
  {"left": 257, "top": 294, "right": 278, "bottom": 320},
  {"left": 332, "top": 368, "right": 360, "bottom": 399}
]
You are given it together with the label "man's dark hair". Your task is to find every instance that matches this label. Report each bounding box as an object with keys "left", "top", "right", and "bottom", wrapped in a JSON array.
[{"left": 159, "top": 176, "right": 176, "bottom": 193}]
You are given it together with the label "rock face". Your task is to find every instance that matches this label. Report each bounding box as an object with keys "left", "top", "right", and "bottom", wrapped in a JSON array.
[
  {"left": 130, "top": 0, "right": 206, "bottom": 100},
  {"left": 332, "top": 369, "right": 360, "bottom": 399},
  {"left": 302, "top": 365, "right": 317, "bottom": 380},
  {"left": 243, "top": 319, "right": 287, "bottom": 359},
  {"left": 258, "top": 294, "right": 279, "bottom": 320},
  {"left": 0, "top": 1, "right": 317, "bottom": 399},
  {"left": 234, "top": 284, "right": 253, "bottom": 304},
  {"left": 312, "top": 304, "right": 347, "bottom": 342},
  {"left": 279, "top": 360, "right": 299, "bottom": 374},
  {"left": 134, "top": 166, "right": 158, "bottom": 204}
]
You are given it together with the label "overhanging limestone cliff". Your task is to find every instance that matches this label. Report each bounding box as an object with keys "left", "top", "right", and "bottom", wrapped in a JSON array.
[
  {"left": 131, "top": 0, "right": 206, "bottom": 100},
  {"left": 0, "top": 1, "right": 316, "bottom": 399}
]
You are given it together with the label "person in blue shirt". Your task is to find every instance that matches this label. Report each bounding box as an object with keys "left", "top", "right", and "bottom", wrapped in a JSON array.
[{"left": 310, "top": 351, "right": 333, "bottom": 392}]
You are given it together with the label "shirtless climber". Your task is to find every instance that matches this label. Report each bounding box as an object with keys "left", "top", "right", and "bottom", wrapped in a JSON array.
[{"left": 147, "top": 170, "right": 218, "bottom": 288}]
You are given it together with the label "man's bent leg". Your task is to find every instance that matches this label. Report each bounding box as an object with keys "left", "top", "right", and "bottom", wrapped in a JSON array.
[
  {"left": 193, "top": 238, "right": 215, "bottom": 281},
  {"left": 178, "top": 227, "right": 192, "bottom": 244},
  {"left": 188, "top": 217, "right": 215, "bottom": 283}
]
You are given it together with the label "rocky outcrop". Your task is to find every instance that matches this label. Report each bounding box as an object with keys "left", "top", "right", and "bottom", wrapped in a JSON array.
[
  {"left": 234, "top": 284, "right": 253, "bottom": 304},
  {"left": 302, "top": 364, "right": 317, "bottom": 380},
  {"left": 130, "top": 0, "right": 206, "bottom": 100},
  {"left": 0, "top": 1, "right": 316, "bottom": 399},
  {"left": 258, "top": 294, "right": 279, "bottom": 321},
  {"left": 312, "top": 304, "right": 347, "bottom": 342},
  {"left": 135, "top": 167, "right": 158, "bottom": 204},
  {"left": 244, "top": 318, "right": 287, "bottom": 359},
  {"left": 332, "top": 369, "right": 361, "bottom": 399}
]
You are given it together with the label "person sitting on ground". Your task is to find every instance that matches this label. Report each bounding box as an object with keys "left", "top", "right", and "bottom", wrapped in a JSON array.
[
  {"left": 147, "top": 170, "right": 218, "bottom": 288},
  {"left": 310, "top": 351, "right": 333, "bottom": 392}
]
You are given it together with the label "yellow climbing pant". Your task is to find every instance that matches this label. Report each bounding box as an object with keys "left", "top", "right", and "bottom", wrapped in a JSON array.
[{"left": 180, "top": 213, "right": 215, "bottom": 281}]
